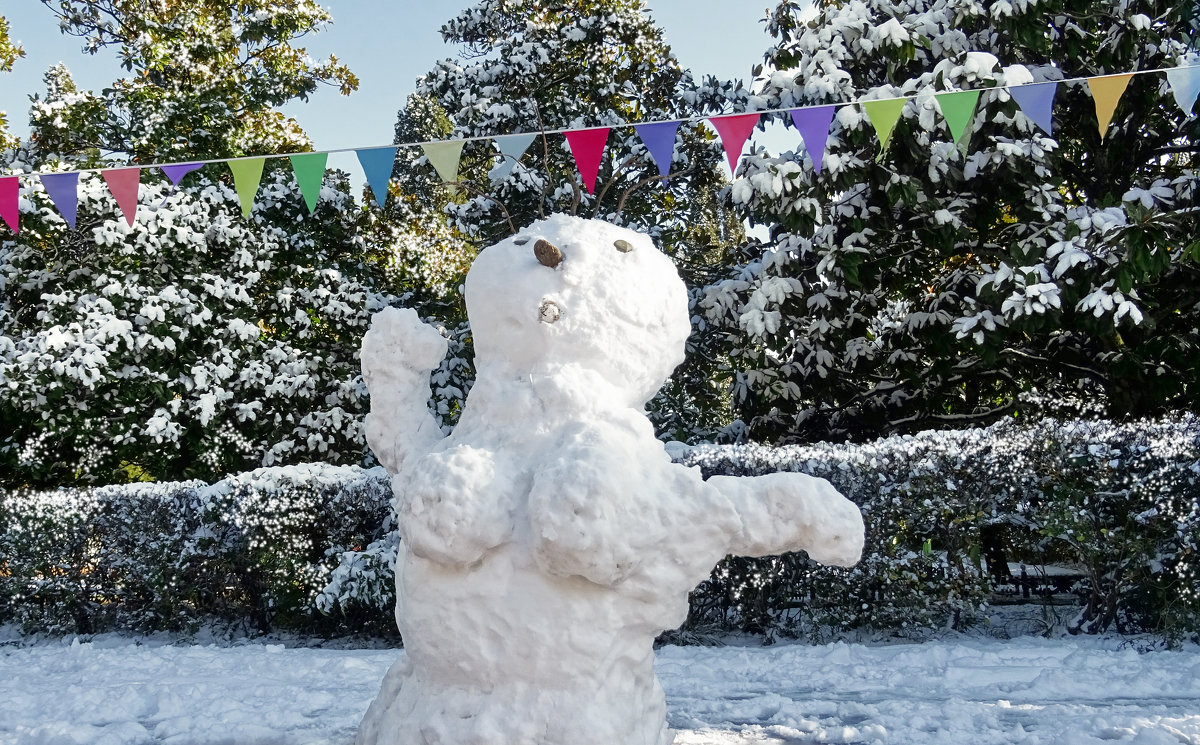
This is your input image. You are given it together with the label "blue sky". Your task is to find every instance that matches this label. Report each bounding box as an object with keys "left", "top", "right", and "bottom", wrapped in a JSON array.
[{"left": 2, "top": 0, "right": 784, "bottom": 164}]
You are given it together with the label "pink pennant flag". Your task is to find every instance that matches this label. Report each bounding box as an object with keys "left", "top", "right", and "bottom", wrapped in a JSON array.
[
  {"left": 102, "top": 168, "right": 141, "bottom": 227},
  {"left": 1, "top": 177, "right": 18, "bottom": 234},
  {"left": 709, "top": 113, "right": 761, "bottom": 175},
  {"left": 563, "top": 127, "right": 610, "bottom": 195}
]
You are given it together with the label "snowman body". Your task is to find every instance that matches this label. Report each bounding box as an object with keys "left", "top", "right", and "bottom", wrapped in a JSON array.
[{"left": 357, "top": 215, "right": 864, "bottom": 745}]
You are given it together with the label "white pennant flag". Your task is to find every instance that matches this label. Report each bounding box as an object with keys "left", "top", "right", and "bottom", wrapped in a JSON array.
[{"left": 489, "top": 133, "right": 538, "bottom": 182}]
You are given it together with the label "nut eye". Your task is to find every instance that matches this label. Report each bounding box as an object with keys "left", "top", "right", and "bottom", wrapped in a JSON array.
[
  {"left": 534, "top": 239, "right": 564, "bottom": 268},
  {"left": 538, "top": 300, "right": 562, "bottom": 324},
  {"left": 614, "top": 239, "right": 633, "bottom": 253}
]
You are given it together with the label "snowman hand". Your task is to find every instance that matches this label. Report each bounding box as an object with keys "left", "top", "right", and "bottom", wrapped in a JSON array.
[
  {"left": 708, "top": 471, "right": 864, "bottom": 567},
  {"left": 362, "top": 307, "right": 449, "bottom": 377},
  {"left": 361, "top": 307, "right": 449, "bottom": 475}
]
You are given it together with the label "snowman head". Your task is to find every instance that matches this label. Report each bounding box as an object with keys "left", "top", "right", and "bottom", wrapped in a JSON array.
[{"left": 464, "top": 214, "right": 691, "bottom": 408}]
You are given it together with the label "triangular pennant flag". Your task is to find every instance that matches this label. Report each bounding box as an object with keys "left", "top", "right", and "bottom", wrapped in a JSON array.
[
  {"left": 1, "top": 177, "right": 18, "bottom": 234},
  {"left": 1008, "top": 81, "right": 1058, "bottom": 134},
  {"left": 708, "top": 113, "right": 760, "bottom": 175},
  {"left": 101, "top": 167, "right": 141, "bottom": 227},
  {"left": 161, "top": 162, "right": 203, "bottom": 186},
  {"left": 227, "top": 158, "right": 266, "bottom": 218},
  {"left": 862, "top": 98, "right": 909, "bottom": 159},
  {"left": 1165, "top": 65, "right": 1200, "bottom": 116},
  {"left": 489, "top": 133, "right": 537, "bottom": 182},
  {"left": 634, "top": 120, "right": 682, "bottom": 184},
  {"left": 788, "top": 106, "right": 837, "bottom": 174},
  {"left": 356, "top": 147, "right": 397, "bottom": 208},
  {"left": 1087, "top": 73, "right": 1135, "bottom": 139},
  {"left": 563, "top": 127, "right": 610, "bottom": 195},
  {"left": 421, "top": 140, "right": 466, "bottom": 186},
  {"left": 40, "top": 172, "right": 79, "bottom": 229},
  {"left": 289, "top": 152, "right": 328, "bottom": 214},
  {"left": 934, "top": 90, "right": 981, "bottom": 144}
]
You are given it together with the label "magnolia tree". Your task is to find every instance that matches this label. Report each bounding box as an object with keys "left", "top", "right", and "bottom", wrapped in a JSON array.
[{"left": 703, "top": 0, "right": 1200, "bottom": 443}]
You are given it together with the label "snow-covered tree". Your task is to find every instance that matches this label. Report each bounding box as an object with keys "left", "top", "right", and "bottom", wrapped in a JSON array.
[
  {"left": 703, "top": 0, "right": 1200, "bottom": 443},
  {"left": 402, "top": 0, "right": 755, "bottom": 441},
  {"left": 1, "top": 3, "right": 385, "bottom": 486},
  {"left": 414, "top": 0, "right": 744, "bottom": 264},
  {"left": 0, "top": 15, "right": 23, "bottom": 151},
  {"left": 29, "top": 0, "right": 358, "bottom": 162}
]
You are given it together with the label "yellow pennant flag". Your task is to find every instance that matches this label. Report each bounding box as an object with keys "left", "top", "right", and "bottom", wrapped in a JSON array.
[
  {"left": 1087, "top": 73, "right": 1135, "bottom": 140},
  {"left": 421, "top": 141, "right": 466, "bottom": 185},
  {"left": 228, "top": 158, "right": 266, "bottom": 217}
]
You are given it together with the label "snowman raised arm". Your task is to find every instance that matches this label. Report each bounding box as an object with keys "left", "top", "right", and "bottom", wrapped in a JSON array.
[{"left": 357, "top": 215, "right": 864, "bottom": 745}]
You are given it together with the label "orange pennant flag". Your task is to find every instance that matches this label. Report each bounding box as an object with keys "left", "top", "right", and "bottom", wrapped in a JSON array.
[{"left": 1087, "top": 73, "right": 1135, "bottom": 140}]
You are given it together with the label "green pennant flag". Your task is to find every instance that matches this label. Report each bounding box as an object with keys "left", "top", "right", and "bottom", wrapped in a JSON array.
[
  {"left": 421, "top": 140, "right": 466, "bottom": 185},
  {"left": 289, "top": 152, "right": 328, "bottom": 214},
  {"left": 862, "top": 97, "right": 909, "bottom": 160},
  {"left": 228, "top": 158, "right": 266, "bottom": 217},
  {"left": 934, "top": 90, "right": 981, "bottom": 145}
]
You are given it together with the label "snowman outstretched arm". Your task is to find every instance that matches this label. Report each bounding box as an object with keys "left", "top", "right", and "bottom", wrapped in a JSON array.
[
  {"left": 706, "top": 471, "right": 864, "bottom": 567},
  {"left": 360, "top": 307, "right": 449, "bottom": 476}
]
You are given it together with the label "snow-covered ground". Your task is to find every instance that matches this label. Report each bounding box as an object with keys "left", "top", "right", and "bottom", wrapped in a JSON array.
[{"left": 2, "top": 632, "right": 1198, "bottom": 745}]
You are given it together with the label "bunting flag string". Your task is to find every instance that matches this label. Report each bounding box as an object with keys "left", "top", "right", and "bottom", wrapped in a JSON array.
[
  {"left": 228, "top": 158, "right": 265, "bottom": 217},
  {"left": 1, "top": 62, "right": 1196, "bottom": 234},
  {"left": 289, "top": 152, "right": 329, "bottom": 214},
  {"left": 1008, "top": 82, "right": 1058, "bottom": 134},
  {"left": 563, "top": 127, "right": 610, "bottom": 195},
  {"left": 1087, "top": 73, "right": 1136, "bottom": 139},
  {"left": 789, "top": 105, "right": 837, "bottom": 174},
  {"left": 356, "top": 147, "right": 397, "bottom": 208},
  {"left": 634, "top": 120, "right": 681, "bottom": 184},
  {"left": 1165, "top": 66, "right": 1200, "bottom": 115},
  {"left": 862, "top": 98, "right": 909, "bottom": 160},
  {"left": 489, "top": 133, "right": 537, "bottom": 183},
  {"left": 421, "top": 140, "right": 466, "bottom": 186},
  {"left": 709, "top": 113, "right": 761, "bottom": 175},
  {"left": 40, "top": 172, "right": 79, "bottom": 229},
  {"left": 101, "top": 167, "right": 141, "bottom": 226},
  {"left": 1, "top": 177, "right": 18, "bottom": 234},
  {"left": 161, "top": 163, "right": 203, "bottom": 186},
  {"left": 934, "top": 90, "right": 981, "bottom": 146}
]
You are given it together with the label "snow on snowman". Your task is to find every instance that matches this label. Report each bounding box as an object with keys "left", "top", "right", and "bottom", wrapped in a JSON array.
[{"left": 356, "top": 214, "right": 864, "bottom": 745}]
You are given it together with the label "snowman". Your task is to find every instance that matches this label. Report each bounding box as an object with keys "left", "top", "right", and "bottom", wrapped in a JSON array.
[{"left": 356, "top": 214, "right": 864, "bottom": 745}]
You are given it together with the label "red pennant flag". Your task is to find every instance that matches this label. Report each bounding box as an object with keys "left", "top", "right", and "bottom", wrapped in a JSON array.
[
  {"left": 709, "top": 113, "right": 761, "bottom": 175},
  {"left": 563, "top": 127, "right": 610, "bottom": 195},
  {"left": 102, "top": 168, "right": 141, "bottom": 226},
  {"left": 1, "top": 177, "right": 18, "bottom": 234}
]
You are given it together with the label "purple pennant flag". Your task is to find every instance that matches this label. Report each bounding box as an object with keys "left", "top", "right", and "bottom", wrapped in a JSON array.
[
  {"left": 789, "top": 106, "right": 837, "bottom": 174},
  {"left": 1008, "top": 81, "right": 1058, "bottom": 135},
  {"left": 40, "top": 172, "right": 79, "bottom": 229},
  {"left": 634, "top": 120, "right": 681, "bottom": 184},
  {"left": 161, "top": 162, "right": 203, "bottom": 186},
  {"left": 356, "top": 147, "right": 398, "bottom": 208}
]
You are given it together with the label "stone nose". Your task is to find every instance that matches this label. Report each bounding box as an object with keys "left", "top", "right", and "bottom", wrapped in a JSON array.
[{"left": 534, "top": 239, "right": 563, "bottom": 268}]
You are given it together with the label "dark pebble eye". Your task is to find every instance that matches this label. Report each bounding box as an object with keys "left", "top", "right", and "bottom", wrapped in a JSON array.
[
  {"left": 513, "top": 236, "right": 530, "bottom": 245},
  {"left": 614, "top": 239, "right": 633, "bottom": 253}
]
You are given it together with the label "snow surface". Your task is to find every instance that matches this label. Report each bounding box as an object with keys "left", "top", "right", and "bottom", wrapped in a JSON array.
[
  {"left": 2, "top": 634, "right": 1198, "bottom": 745},
  {"left": 357, "top": 215, "right": 863, "bottom": 744}
]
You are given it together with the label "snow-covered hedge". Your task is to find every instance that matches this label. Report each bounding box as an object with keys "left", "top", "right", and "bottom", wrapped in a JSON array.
[
  {"left": 0, "top": 464, "right": 394, "bottom": 636},
  {"left": 2, "top": 415, "right": 1196, "bottom": 639},
  {"left": 677, "top": 414, "right": 1200, "bottom": 639}
]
